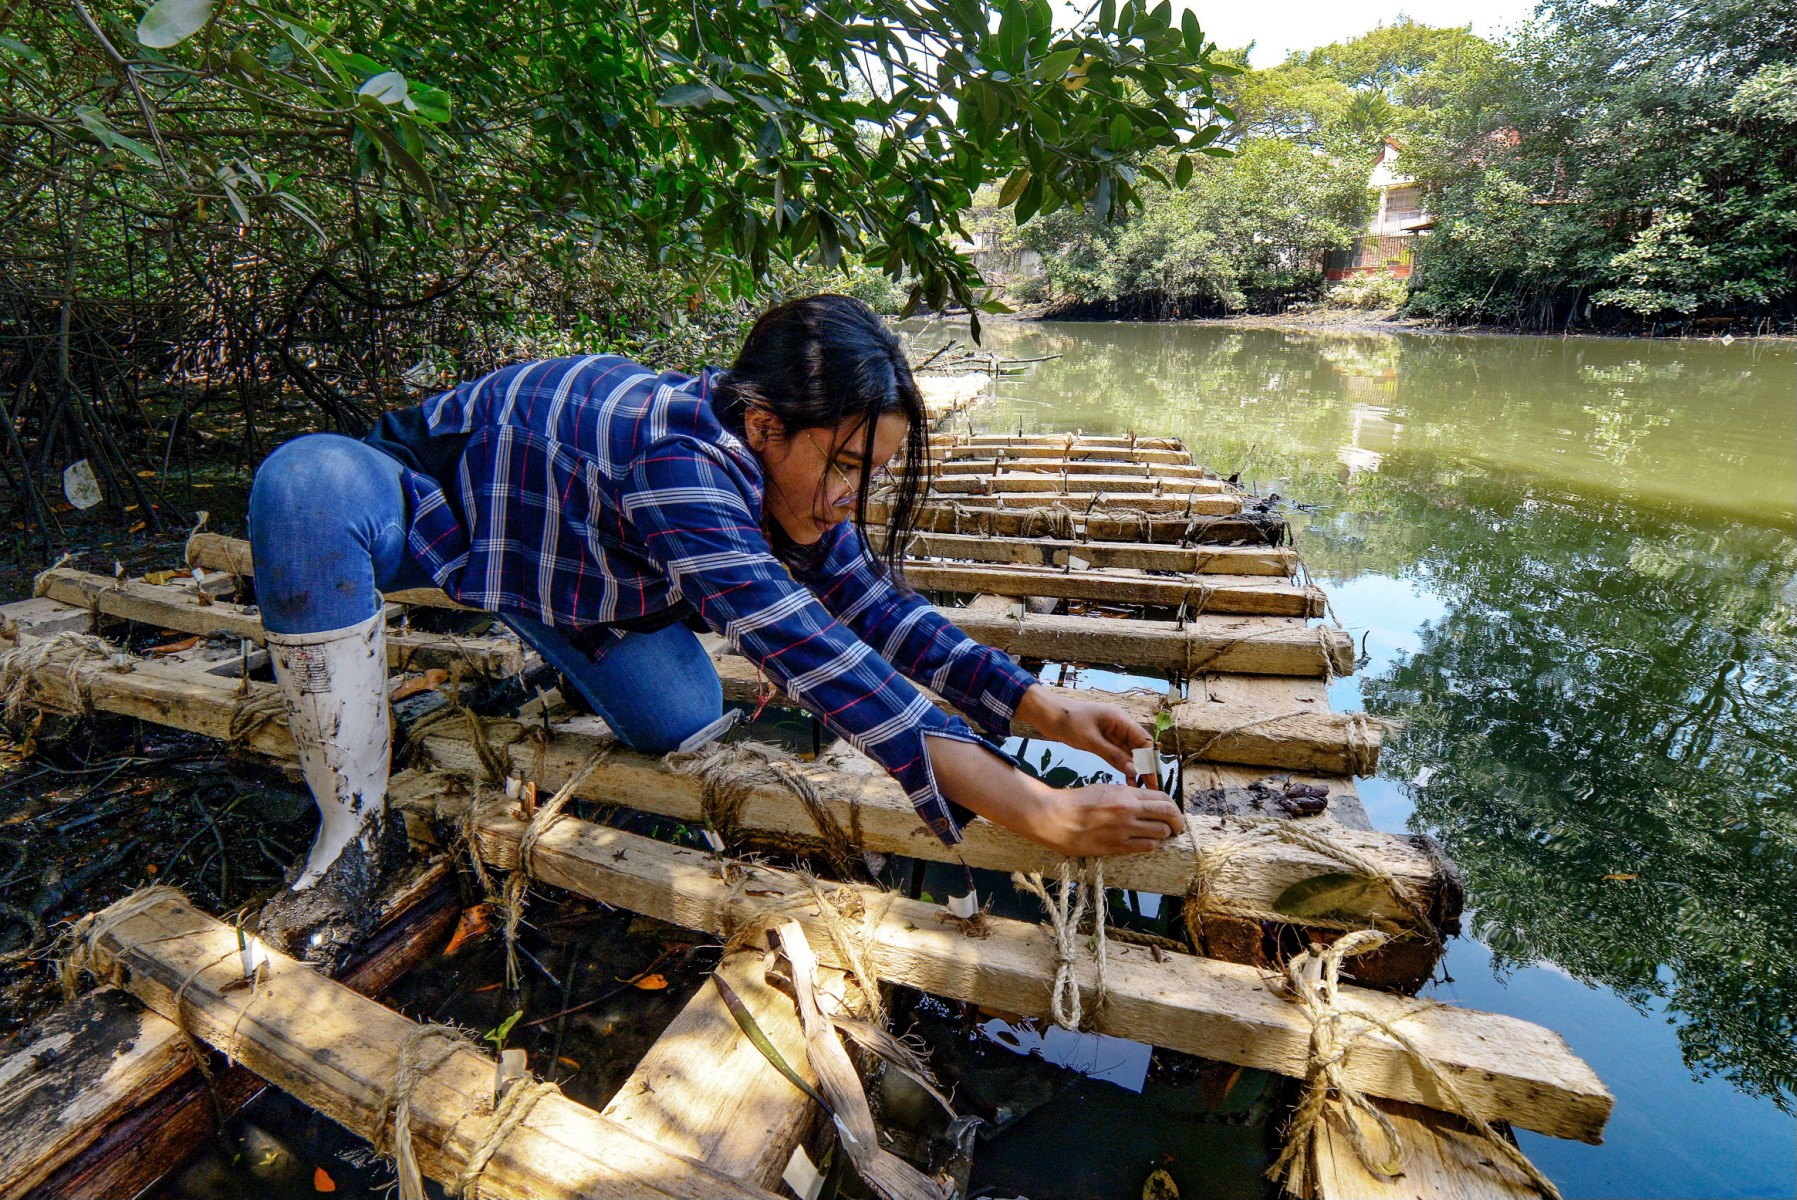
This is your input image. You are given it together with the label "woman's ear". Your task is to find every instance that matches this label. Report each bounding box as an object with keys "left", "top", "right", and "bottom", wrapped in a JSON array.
[{"left": 743, "top": 404, "right": 778, "bottom": 454}]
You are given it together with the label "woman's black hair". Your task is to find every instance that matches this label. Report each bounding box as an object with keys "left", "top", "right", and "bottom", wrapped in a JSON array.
[{"left": 711, "top": 293, "right": 929, "bottom": 582}]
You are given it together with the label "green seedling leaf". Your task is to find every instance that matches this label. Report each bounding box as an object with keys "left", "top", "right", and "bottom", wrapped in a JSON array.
[
  {"left": 483, "top": 1008, "right": 523, "bottom": 1050},
  {"left": 713, "top": 974, "right": 835, "bottom": 1113},
  {"left": 1273, "top": 872, "right": 1378, "bottom": 920}
]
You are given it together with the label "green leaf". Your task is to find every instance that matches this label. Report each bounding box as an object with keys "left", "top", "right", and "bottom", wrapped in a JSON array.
[
  {"left": 1109, "top": 112, "right": 1131, "bottom": 149},
  {"left": 1174, "top": 153, "right": 1193, "bottom": 188},
  {"left": 1013, "top": 174, "right": 1044, "bottom": 225},
  {"left": 998, "top": 166, "right": 1031, "bottom": 207},
  {"left": 656, "top": 83, "right": 714, "bottom": 108},
  {"left": 358, "top": 70, "right": 407, "bottom": 106},
  {"left": 483, "top": 1009, "right": 524, "bottom": 1049},
  {"left": 0, "top": 34, "right": 44, "bottom": 64},
  {"left": 999, "top": 0, "right": 1028, "bottom": 70},
  {"left": 136, "top": 0, "right": 215, "bottom": 49},
  {"left": 1034, "top": 47, "right": 1078, "bottom": 81},
  {"left": 108, "top": 131, "right": 161, "bottom": 166},
  {"left": 1272, "top": 873, "right": 1378, "bottom": 920},
  {"left": 1181, "top": 9, "right": 1204, "bottom": 59}
]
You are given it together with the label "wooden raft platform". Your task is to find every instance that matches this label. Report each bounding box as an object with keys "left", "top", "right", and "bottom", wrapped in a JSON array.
[{"left": 0, "top": 431, "right": 1609, "bottom": 1199}]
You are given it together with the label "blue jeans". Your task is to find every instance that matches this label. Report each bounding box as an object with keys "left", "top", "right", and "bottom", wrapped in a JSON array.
[{"left": 248, "top": 433, "right": 724, "bottom": 753}]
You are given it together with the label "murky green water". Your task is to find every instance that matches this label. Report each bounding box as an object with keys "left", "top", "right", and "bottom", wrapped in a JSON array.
[{"left": 963, "top": 320, "right": 1797, "bottom": 1199}]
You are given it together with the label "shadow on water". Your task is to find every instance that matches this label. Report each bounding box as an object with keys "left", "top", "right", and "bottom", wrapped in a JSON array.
[{"left": 957, "top": 318, "right": 1797, "bottom": 1198}]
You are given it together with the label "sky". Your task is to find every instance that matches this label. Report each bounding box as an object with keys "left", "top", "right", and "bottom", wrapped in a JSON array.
[{"left": 1056, "top": 0, "right": 1542, "bottom": 67}]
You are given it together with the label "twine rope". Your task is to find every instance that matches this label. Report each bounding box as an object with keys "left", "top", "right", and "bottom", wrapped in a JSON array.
[
  {"left": 1182, "top": 710, "right": 1380, "bottom": 777},
  {"left": 1183, "top": 816, "right": 1437, "bottom": 944},
  {"left": 667, "top": 741, "right": 864, "bottom": 879},
  {"left": 1012, "top": 858, "right": 1108, "bottom": 1030},
  {"left": 501, "top": 751, "right": 610, "bottom": 990},
  {"left": 1267, "top": 931, "right": 1562, "bottom": 1200},
  {"left": 0, "top": 631, "right": 130, "bottom": 719}
]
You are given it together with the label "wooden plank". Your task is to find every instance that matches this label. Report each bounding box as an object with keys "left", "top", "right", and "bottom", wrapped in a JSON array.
[
  {"left": 0, "top": 989, "right": 194, "bottom": 1200},
  {"left": 926, "top": 474, "right": 1230, "bottom": 495},
  {"left": 703, "top": 653, "right": 1379, "bottom": 773},
  {"left": 889, "top": 492, "right": 1243, "bottom": 515},
  {"left": 938, "top": 444, "right": 1194, "bottom": 465},
  {"left": 1084, "top": 511, "right": 1288, "bottom": 545},
  {"left": 903, "top": 561, "right": 1324, "bottom": 617},
  {"left": 898, "top": 505, "right": 1286, "bottom": 544},
  {"left": 33, "top": 568, "right": 523, "bottom": 677},
  {"left": 942, "top": 608, "right": 1353, "bottom": 676},
  {"left": 8, "top": 646, "right": 1431, "bottom": 929},
  {"left": 404, "top": 775, "right": 1611, "bottom": 1145},
  {"left": 168, "top": 541, "right": 1330, "bottom": 676},
  {"left": 923, "top": 459, "right": 1216, "bottom": 479},
  {"left": 10, "top": 862, "right": 458, "bottom": 1200},
  {"left": 889, "top": 531, "right": 1299, "bottom": 576},
  {"left": 79, "top": 891, "right": 779, "bottom": 1200},
  {"left": 930, "top": 433, "right": 1185, "bottom": 450},
  {"left": 1312, "top": 1100, "right": 1548, "bottom": 1200},
  {"left": 601, "top": 952, "right": 830, "bottom": 1189}
]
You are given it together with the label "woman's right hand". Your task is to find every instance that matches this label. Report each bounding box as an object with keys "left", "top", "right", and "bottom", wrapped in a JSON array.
[
  {"left": 925, "top": 735, "right": 1185, "bottom": 857},
  {"left": 1015, "top": 782, "right": 1186, "bottom": 857}
]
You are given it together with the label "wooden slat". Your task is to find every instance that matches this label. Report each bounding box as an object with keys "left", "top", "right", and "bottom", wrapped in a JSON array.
[
  {"left": 938, "top": 443, "right": 1194, "bottom": 465},
  {"left": 889, "top": 531, "right": 1298, "bottom": 576},
  {"left": 943, "top": 608, "right": 1353, "bottom": 676},
  {"left": 602, "top": 952, "right": 831, "bottom": 1188},
  {"left": 903, "top": 561, "right": 1324, "bottom": 617},
  {"left": 923, "top": 459, "right": 1216, "bottom": 479},
  {"left": 8, "top": 862, "right": 457, "bottom": 1200},
  {"left": 170, "top": 541, "right": 1333, "bottom": 675},
  {"left": 703, "top": 652, "right": 1379, "bottom": 772},
  {"left": 1312, "top": 1100, "right": 1548, "bottom": 1200},
  {"left": 898, "top": 505, "right": 1286, "bottom": 544},
  {"left": 8, "top": 645, "right": 1431, "bottom": 928},
  {"left": 80, "top": 890, "right": 779, "bottom": 1200},
  {"left": 888, "top": 492, "right": 1243, "bottom": 515},
  {"left": 34, "top": 568, "right": 522, "bottom": 676},
  {"left": 926, "top": 474, "right": 1230, "bottom": 495},
  {"left": 930, "top": 433, "right": 1185, "bottom": 450},
  {"left": 402, "top": 774, "right": 1612, "bottom": 1145}
]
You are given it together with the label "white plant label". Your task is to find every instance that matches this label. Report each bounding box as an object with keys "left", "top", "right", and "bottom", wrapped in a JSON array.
[
  {"left": 1068, "top": 554, "right": 1091, "bottom": 571},
  {"left": 239, "top": 933, "right": 268, "bottom": 980},
  {"left": 63, "top": 459, "right": 101, "bottom": 509},
  {"left": 677, "top": 708, "right": 741, "bottom": 753},
  {"left": 782, "top": 1145, "right": 825, "bottom": 1200},
  {"left": 1133, "top": 746, "right": 1159, "bottom": 788},
  {"left": 702, "top": 828, "right": 728, "bottom": 853},
  {"left": 948, "top": 890, "right": 980, "bottom": 919}
]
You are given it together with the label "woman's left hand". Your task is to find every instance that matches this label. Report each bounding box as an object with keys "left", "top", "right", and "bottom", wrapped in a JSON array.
[{"left": 1015, "top": 684, "right": 1154, "bottom": 779}]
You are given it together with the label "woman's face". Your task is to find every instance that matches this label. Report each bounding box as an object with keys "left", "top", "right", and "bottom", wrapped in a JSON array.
[{"left": 746, "top": 408, "right": 910, "bottom": 545}]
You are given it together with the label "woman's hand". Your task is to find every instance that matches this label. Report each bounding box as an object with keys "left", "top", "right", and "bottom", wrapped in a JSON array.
[
  {"left": 1015, "top": 684, "right": 1154, "bottom": 779},
  {"left": 925, "top": 736, "right": 1184, "bottom": 858}
]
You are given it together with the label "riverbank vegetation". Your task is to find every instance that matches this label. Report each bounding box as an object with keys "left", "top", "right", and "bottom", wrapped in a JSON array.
[
  {"left": 998, "top": 0, "right": 1796, "bottom": 334},
  {"left": 0, "top": 0, "right": 1232, "bottom": 543}
]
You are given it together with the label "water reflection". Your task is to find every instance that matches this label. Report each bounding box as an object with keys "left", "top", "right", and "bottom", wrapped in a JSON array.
[{"left": 958, "top": 321, "right": 1796, "bottom": 1147}]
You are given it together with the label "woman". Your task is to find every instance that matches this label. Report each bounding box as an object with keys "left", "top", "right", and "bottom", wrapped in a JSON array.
[{"left": 248, "top": 294, "right": 1184, "bottom": 962}]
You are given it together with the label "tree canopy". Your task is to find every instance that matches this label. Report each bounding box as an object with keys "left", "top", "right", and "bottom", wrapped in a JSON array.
[{"left": 0, "top": 0, "right": 1233, "bottom": 532}]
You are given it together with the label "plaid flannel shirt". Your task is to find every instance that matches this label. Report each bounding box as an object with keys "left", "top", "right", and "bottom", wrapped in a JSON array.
[{"left": 395, "top": 354, "right": 1038, "bottom": 844}]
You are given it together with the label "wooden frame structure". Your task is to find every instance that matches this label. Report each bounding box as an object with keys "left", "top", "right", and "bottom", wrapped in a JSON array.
[{"left": 0, "top": 432, "right": 1608, "bottom": 1199}]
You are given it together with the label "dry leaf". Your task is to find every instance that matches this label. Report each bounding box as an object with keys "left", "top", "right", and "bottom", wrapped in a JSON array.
[
  {"left": 389, "top": 668, "right": 450, "bottom": 702},
  {"left": 148, "top": 635, "right": 203, "bottom": 655},
  {"left": 557, "top": 1055, "right": 580, "bottom": 1069},
  {"left": 631, "top": 973, "right": 669, "bottom": 991},
  {"left": 313, "top": 1166, "right": 337, "bottom": 1193},
  {"left": 128, "top": 521, "right": 146, "bottom": 533},
  {"left": 444, "top": 903, "right": 494, "bottom": 957},
  {"left": 1602, "top": 873, "right": 1638, "bottom": 882},
  {"left": 143, "top": 569, "right": 181, "bottom": 585}
]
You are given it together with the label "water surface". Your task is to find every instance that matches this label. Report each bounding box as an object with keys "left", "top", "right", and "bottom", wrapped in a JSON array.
[{"left": 960, "top": 319, "right": 1797, "bottom": 1199}]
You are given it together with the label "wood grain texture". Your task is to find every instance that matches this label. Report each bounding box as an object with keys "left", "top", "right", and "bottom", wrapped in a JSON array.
[
  {"left": 926, "top": 473, "right": 1230, "bottom": 495},
  {"left": 33, "top": 569, "right": 521, "bottom": 676},
  {"left": 81, "top": 893, "right": 778, "bottom": 1200},
  {"left": 943, "top": 608, "right": 1353, "bottom": 676},
  {"left": 902, "top": 561, "right": 1324, "bottom": 617},
  {"left": 889, "top": 531, "right": 1299, "bottom": 576},
  {"left": 404, "top": 777, "right": 1610, "bottom": 1145},
  {"left": 601, "top": 952, "right": 829, "bottom": 1189},
  {"left": 1312, "top": 1100, "right": 1549, "bottom": 1200}
]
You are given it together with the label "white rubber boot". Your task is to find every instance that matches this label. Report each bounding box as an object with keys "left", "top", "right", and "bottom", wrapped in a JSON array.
[{"left": 266, "top": 610, "right": 391, "bottom": 890}]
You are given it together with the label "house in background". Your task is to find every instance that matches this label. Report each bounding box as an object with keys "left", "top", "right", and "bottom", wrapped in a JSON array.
[{"left": 1324, "top": 138, "right": 1432, "bottom": 281}]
